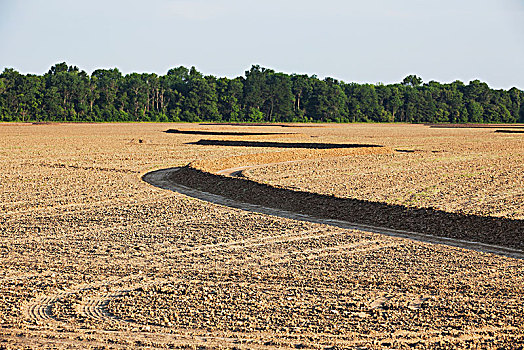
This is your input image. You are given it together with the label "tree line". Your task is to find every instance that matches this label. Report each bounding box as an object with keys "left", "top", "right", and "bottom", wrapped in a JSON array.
[{"left": 1, "top": 62, "right": 523, "bottom": 123}]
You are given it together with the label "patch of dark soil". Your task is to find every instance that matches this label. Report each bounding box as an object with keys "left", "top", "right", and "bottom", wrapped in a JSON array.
[
  {"left": 199, "top": 123, "right": 323, "bottom": 127},
  {"left": 426, "top": 123, "right": 524, "bottom": 129},
  {"left": 494, "top": 130, "right": 524, "bottom": 134},
  {"left": 396, "top": 149, "right": 422, "bottom": 153},
  {"left": 189, "top": 140, "right": 383, "bottom": 149},
  {"left": 32, "top": 122, "right": 56, "bottom": 125}
]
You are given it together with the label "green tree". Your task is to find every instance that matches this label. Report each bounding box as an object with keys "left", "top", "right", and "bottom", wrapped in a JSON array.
[
  {"left": 263, "top": 73, "right": 294, "bottom": 121},
  {"left": 92, "top": 68, "right": 122, "bottom": 118},
  {"left": 217, "top": 77, "right": 243, "bottom": 121},
  {"left": 308, "top": 78, "right": 347, "bottom": 122},
  {"left": 180, "top": 67, "right": 219, "bottom": 121},
  {"left": 291, "top": 74, "right": 312, "bottom": 120},
  {"left": 402, "top": 75, "right": 423, "bottom": 87},
  {"left": 0, "top": 62, "right": 522, "bottom": 124},
  {"left": 243, "top": 65, "right": 271, "bottom": 115}
]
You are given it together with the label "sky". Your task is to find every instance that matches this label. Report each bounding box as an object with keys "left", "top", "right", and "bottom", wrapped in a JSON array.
[{"left": 1, "top": 0, "right": 523, "bottom": 89}]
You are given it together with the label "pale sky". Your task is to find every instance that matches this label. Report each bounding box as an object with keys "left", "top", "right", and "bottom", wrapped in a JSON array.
[{"left": 1, "top": 0, "right": 523, "bottom": 89}]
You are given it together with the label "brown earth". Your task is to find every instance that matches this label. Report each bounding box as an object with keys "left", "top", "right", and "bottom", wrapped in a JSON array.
[
  {"left": 245, "top": 126, "right": 524, "bottom": 220},
  {"left": 0, "top": 122, "right": 523, "bottom": 349}
]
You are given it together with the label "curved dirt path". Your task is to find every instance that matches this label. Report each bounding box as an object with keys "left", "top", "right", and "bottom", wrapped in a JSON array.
[
  {"left": 216, "top": 160, "right": 298, "bottom": 177},
  {"left": 143, "top": 167, "right": 524, "bottom": 260}
]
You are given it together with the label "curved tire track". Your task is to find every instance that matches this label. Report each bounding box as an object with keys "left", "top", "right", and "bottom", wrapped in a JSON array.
[
  {"left": 27, "top": 295, "right": 56, "bottom": 321},
  {"left": 78, "top": 292, "right": 124, "bottom": 321},
  {"left": 23, "top": 229, "right": 373, "bottom": 325},
  {"left": 24, "top": 277, "right": 135, "bottom": 323}
]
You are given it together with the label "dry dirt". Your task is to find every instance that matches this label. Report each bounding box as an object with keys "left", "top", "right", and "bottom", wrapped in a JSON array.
[
  {"left": 243, "top": 126, "right": 524, "bottom": 220},
  {"left": 0, "top": 122, "right": 523, "bottom": 349}
]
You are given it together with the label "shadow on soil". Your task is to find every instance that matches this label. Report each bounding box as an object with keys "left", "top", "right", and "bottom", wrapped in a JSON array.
[
  {"left": 164, "top": 166, "right": 524, "bottom": 251},
  {"left": 188, "top": 139, "right": 383, "bottom": 149},
  {"left": 199, "top": 123, "right": 323, "bottom": 127},
  {"left": 164, "top": 129, "right": 297, "bottom": 136},
  {"left": 494, "top": 130, "right": 524, "bottom": 134},
  {"left": 426, "top": 123, "right": 524, "bottom": 129}
]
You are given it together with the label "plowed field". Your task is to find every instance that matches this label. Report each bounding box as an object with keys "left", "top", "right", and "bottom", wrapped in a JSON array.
[{"left": 0, "top": 123, "right": 522, "bottom": 349}]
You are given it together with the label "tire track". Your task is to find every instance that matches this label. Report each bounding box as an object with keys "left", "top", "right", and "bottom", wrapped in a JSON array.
[
  {"left": 259, "top": 243, "right": 397, "bottom": 268},
  {"left": 171, "top": 228, "right": 349, "bottom": 258},
  {"left": 2, "top": 192, "right": 175, "bottom": 221},
  {"left": 21, "top": 228, "right": 350, "bottom": 325},
  {"left": 24, "top": 276, "right": 137, "bottom": 323},
  {"left": 78, "top": 292, "right": 126, "bottom": 322},
  {"left": 27, "top": 295, "right": 56, "bottom": 321},
  {"left": 253, "top": 240, "right": 395, "bottom": 267}
]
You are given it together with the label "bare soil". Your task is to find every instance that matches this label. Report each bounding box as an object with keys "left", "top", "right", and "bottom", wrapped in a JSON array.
[
  {"left": 246, "top": 125, "right": 524, "bottom": 220},
  {"left": 0, "top": 123, "right": 523, "bottom": 349}
]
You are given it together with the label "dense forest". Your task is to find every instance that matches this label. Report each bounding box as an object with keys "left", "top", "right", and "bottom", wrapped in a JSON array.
[{"left": 1, "top": 63, "right": 523, "bottom": 123}]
